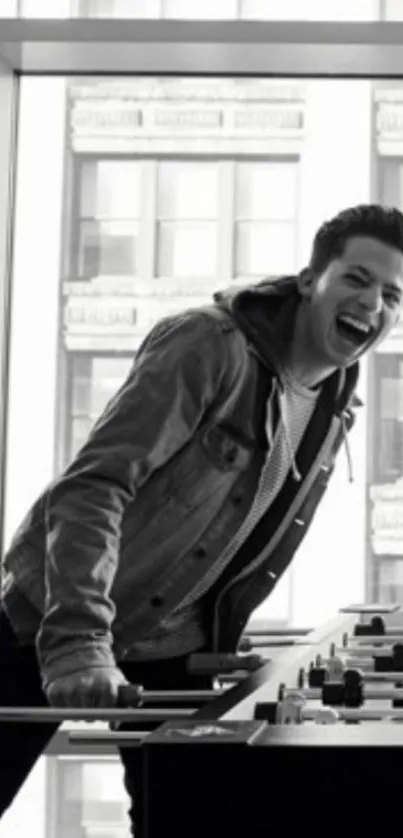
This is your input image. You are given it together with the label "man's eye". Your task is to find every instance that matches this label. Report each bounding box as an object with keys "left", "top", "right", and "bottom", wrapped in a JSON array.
[
  {"left": 384, "top": 291, "right": 401, "bottom": 306},
  {"left": 345, "top": 273, "right": 366, "bottom": 284}
]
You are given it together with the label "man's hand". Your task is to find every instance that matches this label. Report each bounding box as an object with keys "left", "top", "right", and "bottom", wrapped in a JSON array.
[{"left": 45, "top": 667, "right": 130, "bottom": 708}]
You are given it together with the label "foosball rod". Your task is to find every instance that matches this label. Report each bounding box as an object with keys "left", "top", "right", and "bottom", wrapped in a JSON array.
[
  {"left": 0, "top": 684, "right": 230, "bottom": 722},
  {"left": 68, "top": 730, "right": 150, "bottom": 746},
  {"left": 239, "top": 637, "right": 306, "bottom": 650},
  {"left": 319, "top": 656, "right": 403, "bottom": 670},
  {"left": 0, "top": 706, "right": 197, "bottom": 723},
  {"left": 343, "top": 635, "right": 403, "bottom": 646},
  {"left": 333, "top": 646, "right": 401, "bottom": 657},
  {"left": 302, "top": 686, "right": 403, "bottom": 701},
  {"left": 311, "top": 669, "right": 403, "bottom": 682},
  {"left": 301, "top": 706, "right": 403, "bottom": 721},
  {"left": 244, "top": 628, "right": 311, "bottom": 637}
]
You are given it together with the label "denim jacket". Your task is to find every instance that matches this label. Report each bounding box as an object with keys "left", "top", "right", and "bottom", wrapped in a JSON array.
[{"left": 2, "top": 276, "right": 360, "bottom": 689}]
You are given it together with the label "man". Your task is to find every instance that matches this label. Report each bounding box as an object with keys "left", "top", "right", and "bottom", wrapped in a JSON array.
[{"left": 1, "top": 203, "right": 403, "bottom": 835}]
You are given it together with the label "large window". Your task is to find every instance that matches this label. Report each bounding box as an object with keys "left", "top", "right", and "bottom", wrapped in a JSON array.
[{"left": 3, "top": 12, "right": 403, "bottom": 835}]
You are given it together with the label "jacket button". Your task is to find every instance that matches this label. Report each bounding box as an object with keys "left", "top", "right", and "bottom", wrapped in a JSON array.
[
  {"left": 232, "top": 494, "right": 243, "bottom": 505},
  {"left": 150, "top": 595, "right": 164, "bottom": 607},
  {"left": 225, "top": 446, "right": 237, "bottom": 464},
  {"left": 194, "top": 546, "right": 207, "bottom": 559}
]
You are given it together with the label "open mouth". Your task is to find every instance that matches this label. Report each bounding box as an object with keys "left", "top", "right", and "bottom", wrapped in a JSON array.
[{"left": 335, "top": 313, "right": 374, "bottom": 347}]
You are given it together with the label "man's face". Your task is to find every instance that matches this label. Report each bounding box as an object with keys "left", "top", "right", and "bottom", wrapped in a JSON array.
[{"left": 299, "top": 236, "right": 403, "bottom": 368}]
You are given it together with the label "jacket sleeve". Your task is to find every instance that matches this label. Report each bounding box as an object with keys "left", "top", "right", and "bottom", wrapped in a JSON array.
[{"left": 36, "top": 310, "right": 227, "bottom": 689}]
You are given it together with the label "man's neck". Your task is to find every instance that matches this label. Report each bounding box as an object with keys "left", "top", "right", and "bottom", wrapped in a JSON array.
[
  {"left": 283, "top": 355, "right": 334, "bottom": 390},
  {"left": 282, "top": 305, "right": 337, "bottom": 390}
]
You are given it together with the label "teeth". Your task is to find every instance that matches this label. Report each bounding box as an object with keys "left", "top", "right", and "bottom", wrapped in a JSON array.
[{"left": 338, "top": 315, "right": 371, "bottom": 335}]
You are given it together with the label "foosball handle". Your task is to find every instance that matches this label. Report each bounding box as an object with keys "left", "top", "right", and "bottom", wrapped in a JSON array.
[
  {"left": 187, "top": 652, "right": 263, "bottom": 675},
  {"left": 116, "top": 684, "right": 144, "bottom": 708}
]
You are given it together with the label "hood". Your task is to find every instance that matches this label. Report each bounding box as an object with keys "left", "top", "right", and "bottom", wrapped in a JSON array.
[
  {"left": 213, "top": 275, "right": 361, "bottom": 412},
  {"left": 214, "top": 276, "right": 362, "bottom": 484}
]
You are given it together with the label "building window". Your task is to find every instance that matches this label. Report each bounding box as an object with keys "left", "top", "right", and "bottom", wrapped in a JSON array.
[
  {"left": 74, "top": 156, "right": 298, "bottom": 284},
  {"left": 67, "top": 354, "right": 133, "bottom": 462},
  {"left": 234, "top": 160, "right": 298, "bottom": 279},
  {"left": 373, "top": 354, "right": 403, "bottom": 485},
  {"left": 76, "top": 0, "right": 160, "bottom": 16},
  {"left": 156, "top": 161, "right": 219, "bottom": 278},
  {"left": 77, "top": 160, "right": 142, "bottom": 278},
  {"left": 378, "top": 557, "right": 403, "bottom": 604},
  {"left": 375, "top": 157, "right": 403, "bottom": 486},
  {"left": 381, "top": 0, "right": 403, "bottom": 20},
  {"left": 161, "top": 0, "right": 237, "bottom": 18}
]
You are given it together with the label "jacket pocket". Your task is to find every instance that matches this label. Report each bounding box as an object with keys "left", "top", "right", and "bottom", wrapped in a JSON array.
[{"left": 200, "top": 422, "right": 253, "bottom": 472}]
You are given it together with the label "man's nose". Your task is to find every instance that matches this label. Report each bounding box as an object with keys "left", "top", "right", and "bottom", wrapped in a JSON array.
[{"left": 357, "top": 284, "right": 383, "bottom": 314}]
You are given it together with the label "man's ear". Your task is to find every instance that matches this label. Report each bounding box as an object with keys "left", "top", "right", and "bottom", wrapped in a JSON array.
[{"left": 298, "top": 267, "right": 316, "bottom": 298}]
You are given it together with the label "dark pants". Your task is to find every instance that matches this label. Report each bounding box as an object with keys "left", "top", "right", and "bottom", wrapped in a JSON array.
[{"left": 0, "top": 606, "right": 212, "bottom": 836}]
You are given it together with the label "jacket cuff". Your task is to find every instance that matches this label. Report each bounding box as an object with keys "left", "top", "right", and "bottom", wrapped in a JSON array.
[{"left": 37, "top": 640, "right": 118, "bottom": 691}]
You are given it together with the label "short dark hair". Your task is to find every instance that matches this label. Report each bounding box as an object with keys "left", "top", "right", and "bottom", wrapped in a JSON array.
[{"left": 308, "top": 204, "right": 403, "bottom": 275}]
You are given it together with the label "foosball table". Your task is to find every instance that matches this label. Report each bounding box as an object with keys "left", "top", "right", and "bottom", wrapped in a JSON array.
[{"left": 2, "top": 603, "right": 403, "bottom": 836}]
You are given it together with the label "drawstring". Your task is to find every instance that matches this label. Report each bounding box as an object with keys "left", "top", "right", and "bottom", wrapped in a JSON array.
[
  {"left": 266, "top": 378, "right": 302, "bottom": 482},
  {"left": 342, "top": 413, "right": 354, "bottom": 483},
  {"left": 265, "top": 378, "right": 277, "bottom": 448},
  {"left": 278, "top": 387, "right": 302, "bottom": 482}
]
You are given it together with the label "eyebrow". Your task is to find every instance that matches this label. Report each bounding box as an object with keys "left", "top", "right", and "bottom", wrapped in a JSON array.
[{"left": 348, "top": 264, "right": 403, "bottom": 296}]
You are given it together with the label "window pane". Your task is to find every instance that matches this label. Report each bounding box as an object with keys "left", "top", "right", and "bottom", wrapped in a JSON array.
[
  {"left": 71, "top": 416, "right": 94, "bottom": 457},
  {"left": 162, "top": 0, "right": 236, "bottom": 18},
  {"left": 235, "top": 221, "right": 296, "bottom": 276},
  {"left": 2, "top": 0, "right": 19, "bottom": 15},
  {"left": 157, "top": 222, "right": 217, "bottom": 277},
  {"left": 373, "top": 359, "right": 403, "bottom": 483},
  {"left": 379, "top": 561, "right": 403, "bottom": 604},
  {"left": 77, "top": 0, "right": 160, "bottom": 15},
  {"left": 71, "top": 356, "right": 91, "bottom": 414},
  {"left": 236, "top": 162, "right": 298, "bottom": 220},
  {"left": 240, "top": 0, "right": 378, "bottom": 20},
  {"left": 158, "top": 162, "right": 218, "bottom": 220},
  {"left": 78, "top": 220, "right": 139, "bottom": 276},
  {"left": 80, "top": 161, "right": 142, "bottom": 220},
  {"left": 90, "top": 356, "right": 132, "bottom": 415},
  {"left": 16, "top": 0, "right": 387, "bottom": 18},
  {"left": 20, "top": 0, "right": 71, "bottom": 16},
  {"left": 70, "top": 356, "right": 132, "bottom": 460},
  {"left": 383, "top": 0, "right": 403, "bottom": 20}
]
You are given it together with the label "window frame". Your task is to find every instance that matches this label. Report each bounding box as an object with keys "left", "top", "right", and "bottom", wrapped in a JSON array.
[{"left": 1, "top": 14, "right": 403, "bottom": 762}]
